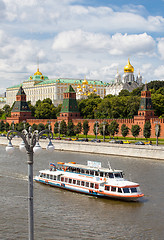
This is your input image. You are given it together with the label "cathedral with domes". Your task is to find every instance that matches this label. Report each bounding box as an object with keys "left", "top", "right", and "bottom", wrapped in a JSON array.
[{"left": 106, "top": 59, "right": 143, "bottom": 96}]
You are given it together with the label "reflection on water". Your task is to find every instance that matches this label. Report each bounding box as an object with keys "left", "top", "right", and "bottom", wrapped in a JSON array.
[{"left": 0, "top": 146, "right": 164, "bottom": 240}]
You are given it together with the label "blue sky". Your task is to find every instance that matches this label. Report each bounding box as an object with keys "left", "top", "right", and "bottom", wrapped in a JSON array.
[{"left": 0, "top": 0, "right": 164, "bottom": 93}]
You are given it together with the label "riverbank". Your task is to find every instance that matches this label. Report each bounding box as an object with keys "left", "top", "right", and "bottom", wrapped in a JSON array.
[{"left": 1, "top": 137, "right": 164, "bottom": 160}]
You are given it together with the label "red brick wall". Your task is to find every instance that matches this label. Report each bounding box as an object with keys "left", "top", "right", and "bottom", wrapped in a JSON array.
[{"left": 2, "top": 117, "right": 164, "bottom": 139}]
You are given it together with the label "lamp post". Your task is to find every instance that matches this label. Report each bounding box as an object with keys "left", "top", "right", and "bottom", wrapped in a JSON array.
[
  {"left": 154, "top": 121, "right": 160, "bottom": 146},
  {"left": 95, "top": 121, "right": 98, "bottom": 140},
  {"left": 102, "top": 122, "right": 106, "bottom": 142},
  {"left": 6, "top": 122, "right": 54, "bottom": 240},
  {"left": 58, "top": 121, "right": 61, "bottom": 138}
]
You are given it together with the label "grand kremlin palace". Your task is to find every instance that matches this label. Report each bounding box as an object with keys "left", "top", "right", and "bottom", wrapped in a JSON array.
[
  {"left": 6, "top": 59, "right": 142, "bottom": 106},
  {"left": 6, "top": 68, "right": 107, "bottom": 106}
]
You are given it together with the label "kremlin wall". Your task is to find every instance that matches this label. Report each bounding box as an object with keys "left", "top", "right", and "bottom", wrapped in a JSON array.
[{"left": 5, "top": 82, "right": 164, "bottom": 139}]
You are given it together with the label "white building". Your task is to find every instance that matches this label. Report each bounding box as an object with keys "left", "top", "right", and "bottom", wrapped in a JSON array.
[
  {"left": 6, "top": 68, "right": 107, "bottom": 106},
  {"left": 106, "top": 59, "right": 142, "bottom": 96}
]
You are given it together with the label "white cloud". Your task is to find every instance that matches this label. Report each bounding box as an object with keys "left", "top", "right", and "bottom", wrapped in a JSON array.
[
  {"left": 53, "top": 30, "right": 156, "bottom": 56},
  {"left": 109, "top": 33, "right": 156, "bottom": 56},
  {"left": 157, "top": 38, "right": 164, "bottom": 59},
  {"left": 154, "top": 65, "right": 164, "bottom": 79},
  {"left": 0, "top": 0, "right": 163, "bottom": 94}
]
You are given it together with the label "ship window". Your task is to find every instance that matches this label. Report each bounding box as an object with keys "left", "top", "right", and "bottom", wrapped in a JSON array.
[
  {"left": 54, "top": 176, "right": 56, "bottom": 180},
  {"left": 50, "top": 175, "right": 53, "bottom": 180},
  {"left": 73, "top": 179, "right": 76, "bottom": 184},
  {"left": 118, "top": 188, "right": 122, "bottom": 193},
  {"left": 90, "top": 170, "right": 94, "bottom": 175},
  {"left": 100, "top": 172, "right": 104, "bottom": 177},
  {"left": 77, "top": 180, "right": 80, "bottom": 185},
  {"left": 81, "top": 169, "right": 85, "bottom": 173},
  {"left": 86, "top": 170, "right": 89, "bottom": 174},
  {"left": 109, "top": 173, "right": 114, "bottom": 178},
  {"left": 81, "top": 181, "right": 85, "bottom": 186},
  {"left": 86, "top": 182, "right": 89, "bottom": 187},
  {"left": 131, "top": 187, "right": 137, "bottom": 193},
  {"left": 47, "top": 174, "right": 49, "bottom": 179},
  {"left": 95, "top": 171, "right": 99, "bottom": 176},
  {"left": 69, "top": 179, "right": 72, "bottom": 183},
  {"left": 90, "top": 183, "right": 94, "bottom": 188},
  {"left": 95, "top": 184, "right": 99, "bottom": 189},
  {"left": 65, "top": 178, "right": 68, "bottom": 182},
  {"left": 114, "top": 173, "right": 122, "bottom": 178},
  {"left": 105, "top": 186, "right": 110, "bottom": 191},
  {"left": 61, "top": 177, "right": 64, "bottom": 182},
  {"left": 111, "top": 187, "right": 116, "bottom": 192},
  {"left": 40, "top": 173, "right": 43, "bottom": 177},
  {"left": 105, "top": 172, "right": 108, "bottom": 177},
  {"left": 123, "top": 188, "right": 130, "bottom": 193}
]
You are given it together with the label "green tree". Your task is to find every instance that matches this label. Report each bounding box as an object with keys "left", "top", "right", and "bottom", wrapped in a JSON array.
[
  {"left": 60, "top": 120, "right": 67, "bottom": 135},
  {"left": 151, "top": 93, "right": 164, "bottom": 117},
  {"left": 108, "top": 120, "right": 119, "bottom": 137},
  {"left": 5, "top": 122, "right": 10, "bottom": 132},
  {"left": 78, "top": 95, "right": 102, "bottom": 119},
  {"left": 17, "top": 122, "right": 24, "bottom": 132},
  {"left": 67, "top": 120, "right": 75, "bottom": 136},
  {"left": 1, "top": 104, "right": 11, "bottom": 119},
  {"left": 118, "top": 89, "right": 130, "bottom": 96},
  {"left": 143, "top": 121, "right": 151, "bottom": 139},
  {"left": 83, "top": 120, "right": 90, "bottom": 137},
  {"left": 34, "top": 98, "right": 58, "bottom": 119},
  {"left": 27, "top": 101, "right": 35, "bottom": 116},
  {"left": 131, "top": 125, "right": 141, "bottom": 139},
  {"left": 32, "top": 123, "right": 38, "bottom": 131},
  {"left": 74, "top": 122, "right": 82, "bottom": 137},
  {"left": 147, "top": 80, "right": 164, "bottom": 92},
  {"left": 121, "top": 124, "right": 129, "bottom": 138},
  {"left": 0, "top": 120, "right": 5, "bottom": 131},
  {"left": 37, "top": 123, "right": 45, "bottom": 132},
  {"left": 54, "top": 122, "right": 59, "bottom": 134}
]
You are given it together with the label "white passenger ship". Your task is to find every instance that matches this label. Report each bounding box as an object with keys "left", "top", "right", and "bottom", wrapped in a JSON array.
[{"left": 34, "top": 161, "right": 144, "bottom": 201}]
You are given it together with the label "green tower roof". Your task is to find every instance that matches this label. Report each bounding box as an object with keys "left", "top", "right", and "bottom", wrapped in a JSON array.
[
  {"left": 61, "top": 85, "right": 79, "bottom": 113},
  {"left": 65, "top": 85, "right": 76, "bottom": 93}
]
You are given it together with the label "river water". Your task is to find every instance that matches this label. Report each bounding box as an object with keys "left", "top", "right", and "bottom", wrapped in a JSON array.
[{"left": 0, "top": 145, "right": 164, "bottom": 240}]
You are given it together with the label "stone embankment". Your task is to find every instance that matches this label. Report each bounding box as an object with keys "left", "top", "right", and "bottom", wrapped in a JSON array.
[{"left": 1, "top": 137, "right": 164, "bottom": 160}]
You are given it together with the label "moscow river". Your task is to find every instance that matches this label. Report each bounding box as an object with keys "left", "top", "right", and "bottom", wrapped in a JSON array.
[{"left": 0, "top": 145, "right": 164, "bottom": 240}]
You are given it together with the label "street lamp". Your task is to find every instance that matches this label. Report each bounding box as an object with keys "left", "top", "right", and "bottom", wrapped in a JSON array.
[
  {"left": 95, "top": 121, "right": 99, "bottom": 140},
  {"left": 58, "top": 121, "right": 61, "bottom": 138},
  {"left": 6, "top": 122, "right": 54, "bottom": 240},
  {"left": 154, "top": 121, "right": 160, "bottom": 146},
  {"left": 102, "top": 121, "right": 106, "bottom": 142}
]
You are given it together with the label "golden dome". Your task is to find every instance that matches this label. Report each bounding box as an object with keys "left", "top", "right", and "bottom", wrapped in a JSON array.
[
  {"left": 34, "top": 68, "right": 42, "bottom": 76},
  {"left": 77, "top": 84, "right": 81, "bottom": 88},
  {"left": 93, "top": 88, "right": 97, "bottom": 92},
  {"left": 124, "top": 59, "right": 134, "bottom": 73},
  {"left": 89, "top": 85, "right": 93, "bottom": 88},
  {"left": 82, "top": 85, "right": 86, "bottom": 88},
  {"left": 82, "top": 78, "right": 88, "bottom": 85}
]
